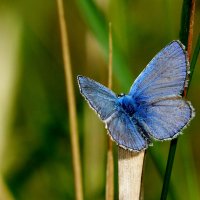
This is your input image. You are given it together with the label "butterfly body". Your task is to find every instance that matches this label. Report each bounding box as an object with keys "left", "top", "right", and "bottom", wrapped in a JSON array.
[
  {"left": 118, "top": 95, "right": 137, "bottom": 117},
  {"left": 77, "top": 40, "right": 195, "bottom": 152}
]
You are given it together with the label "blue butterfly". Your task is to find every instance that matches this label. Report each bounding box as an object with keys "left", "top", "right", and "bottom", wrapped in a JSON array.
[{"left": 77, "top": 40, "right": 195, "bottom": 151}]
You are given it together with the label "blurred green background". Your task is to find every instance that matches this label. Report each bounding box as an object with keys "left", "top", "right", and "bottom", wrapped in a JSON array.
[{"left": 0, "top": 0, "right": 199, "bottom": 199}]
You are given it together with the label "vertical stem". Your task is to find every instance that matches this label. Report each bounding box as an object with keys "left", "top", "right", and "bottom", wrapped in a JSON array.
[
  {"left": 187, "top": 0, "right": 196, "bottom": 61},
  {"left": 160, "top": 139, "right": 177, "bottom": 200},
  {"left": 56, "top": 1, "right": 83, "bottom": 200},
  {"left": 108, "top": 23, "right": 113, "bottom": 90},
  {"left": 118, "top": 148, "right": 145, "bottom": 200},
  {"left": 160, "top": 0, "right": 196, "bottom": 199},
  {"left": 106, "top": 23, "right": 114, "bottom": 200}
]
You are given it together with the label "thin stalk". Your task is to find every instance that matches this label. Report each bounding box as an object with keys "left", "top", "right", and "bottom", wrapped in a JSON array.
[
  {"left": 187, "top": 0, "right": 196, "bottom": 61},
  {"left": 106, "top": 23, "right": 114, "bottom": 200},
  {"left": 108, "top": 23, "right": 113, "bottom": 90},
  {"left": 149, "top": 150, "right": 177, "bottom": 200},
  {"left": 160, "top": 139, "right": 178, "bottom": 200},
  {"left": 160, "top": 0, "right": 196, "bottom": 199},
  {"left": 56, "top": 1, "right": 83, "bottom": 200}
]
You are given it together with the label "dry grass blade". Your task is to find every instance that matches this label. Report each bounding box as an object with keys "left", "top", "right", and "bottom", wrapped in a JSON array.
[
  {"left": 187, "top": 0, "right": 196, "bottom": 61},
  {"left": 183, "top": 0, "right": 195, "bottom": 97},
  {"left": 106, "top": 23, "right": 114, "bottom": 200},
  {"left": 56, "top": 0, "right": 83, "bottom": 199},
  {"left": 108, "top": 23, "right": 113, "bottom": 90}
]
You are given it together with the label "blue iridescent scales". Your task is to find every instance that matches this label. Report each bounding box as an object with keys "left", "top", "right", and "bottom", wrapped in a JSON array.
[{"left": 77, "top": 40, "right": 195, "bottom": 152}]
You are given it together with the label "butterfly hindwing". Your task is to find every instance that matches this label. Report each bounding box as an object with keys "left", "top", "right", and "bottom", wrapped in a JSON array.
[
  {"left": 78, "top": 76, "right": 118, "bottom": 120},
  {"left": 134, "top": 98, "right": 194, "bottom": 140},
  {"left": 105, "top": 110, "right": 149, "bottom": 151},
  {"left": 129, "top": 40, "right": 188, "bottom": 103}
]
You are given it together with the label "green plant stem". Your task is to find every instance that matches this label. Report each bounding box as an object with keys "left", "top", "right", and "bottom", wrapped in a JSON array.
[
  {"left": 149, "top": 150, "right": 177, "bottom": 200},
  {"left": 160, "top": 139, "right": 178, "bottom": 200},
  {"left": 160, "top": 0, "right": 196, "bottom": 199}
]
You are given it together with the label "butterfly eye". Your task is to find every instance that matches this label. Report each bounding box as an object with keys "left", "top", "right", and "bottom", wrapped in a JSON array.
[{"left": 117, "top": 93, "right": 125, "bottom": 97}]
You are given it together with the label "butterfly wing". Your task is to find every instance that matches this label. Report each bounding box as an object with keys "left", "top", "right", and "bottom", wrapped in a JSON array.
[
  {"left": 129, "top": 40, "right": 188, "bottom": 103},
  {"left": 134, "top": 98, "right": 194, "bottom": 140},
  {"left": 78, "top": 75, "right": 149, "bottom": 151},
  {"left": 78, "top": 75, "right": 118, "bottom": 120},
  {"left": 105, "top": 110, "right": 149, "bottom": 151},
  {"left": 129, "top": 41, "right": 194, "bottom": 140}
]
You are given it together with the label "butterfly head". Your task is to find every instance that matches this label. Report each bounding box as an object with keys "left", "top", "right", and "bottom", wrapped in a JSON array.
[{"left": 117, "top": 93, "right": 125, "bottom": 97}]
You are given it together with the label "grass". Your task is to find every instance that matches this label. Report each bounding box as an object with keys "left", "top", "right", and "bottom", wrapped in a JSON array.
[
  {"left": 56, "top": 0, "right": 83, "bottom": 199},
  {"left": 105, "top": 23, "right": 114, "bottom": 200}
]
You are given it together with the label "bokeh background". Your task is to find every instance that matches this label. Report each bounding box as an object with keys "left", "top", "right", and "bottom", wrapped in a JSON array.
[{"left": 0, "top": 0, "right": 199, "bottom": 199}]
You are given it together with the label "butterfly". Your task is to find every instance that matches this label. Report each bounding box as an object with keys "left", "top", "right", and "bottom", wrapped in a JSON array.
[{"left": 77, "top": 40, "right": 195, "bottom": 152}]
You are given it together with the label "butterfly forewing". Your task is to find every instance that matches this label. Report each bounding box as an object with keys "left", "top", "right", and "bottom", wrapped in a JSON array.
[
  {"left": 78, "top": 76, "right": 117, "bottom": 120},
  {"left": 129, "top": 41, "right": 188, "bottom": 103}
]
